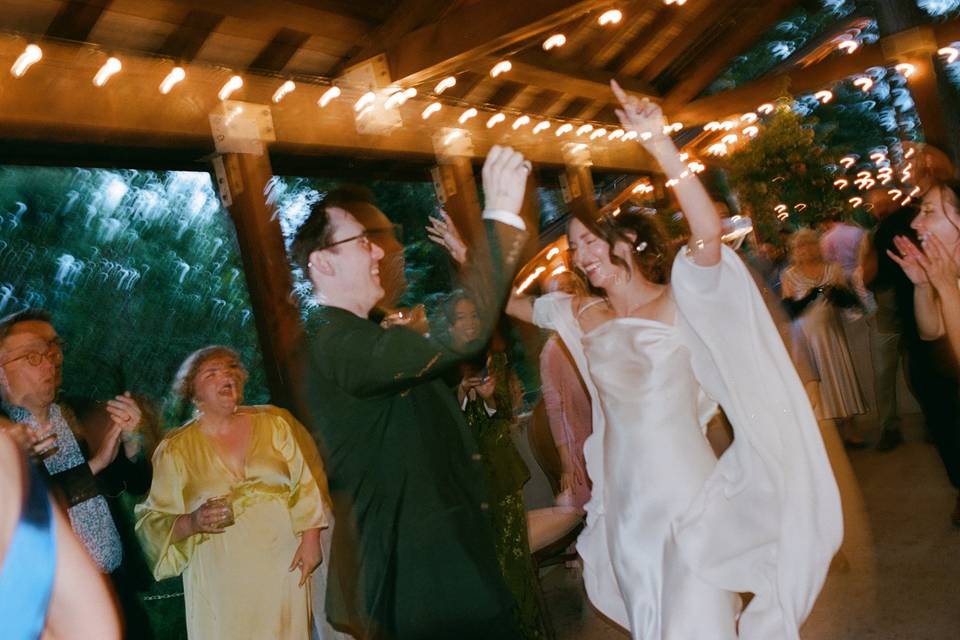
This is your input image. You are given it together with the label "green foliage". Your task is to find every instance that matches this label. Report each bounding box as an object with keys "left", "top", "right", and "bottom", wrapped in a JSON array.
[
  {"left": 0, "top": 168, "right": 269, "bottom": 424},
  {"left": 728, "top": 106, "right": 844, "bottom": 238}
]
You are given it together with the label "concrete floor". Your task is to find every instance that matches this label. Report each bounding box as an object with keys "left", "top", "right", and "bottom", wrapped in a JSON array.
[{"left": 541, "top": 414, "right": 960, "bottom": 639}]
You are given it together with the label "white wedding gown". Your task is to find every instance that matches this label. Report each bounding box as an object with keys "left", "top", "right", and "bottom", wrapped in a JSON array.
[{"left": 533, "top": 246, "right": 842, "bottom": 640}]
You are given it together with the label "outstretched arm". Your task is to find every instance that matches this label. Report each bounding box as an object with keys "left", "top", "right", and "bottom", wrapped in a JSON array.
[{"left": 611, "top": 80, "right": 722, "bottom": 267}]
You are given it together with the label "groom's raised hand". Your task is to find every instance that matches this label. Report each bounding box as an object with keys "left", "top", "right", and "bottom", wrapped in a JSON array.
[{"left": 481, "top": 145, "right": 530, "bottom": 216}]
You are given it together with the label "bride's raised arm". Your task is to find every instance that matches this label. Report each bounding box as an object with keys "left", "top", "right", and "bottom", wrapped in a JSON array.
[{"left": 611, "top": 80, "right": 722, "bottom": 268}]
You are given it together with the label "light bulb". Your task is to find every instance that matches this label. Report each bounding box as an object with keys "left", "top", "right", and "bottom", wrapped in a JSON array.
[
  {"left": 94, "top": 57, "right": 122, "bottom": 87},
  {"left": 218, "top": 74, "right": 243, "bottom": 100},
  {"left": 272, "top": 80, "right": 296, "bottom": 103},
  {"left": 434, "top": 77, "right": 456, "bottom": 94},
  {"left": 11, "top": 44, "right": 42, "bottom": 78},
  {"left": 159, "top": 66, "right": 186, "bottom": 94}
]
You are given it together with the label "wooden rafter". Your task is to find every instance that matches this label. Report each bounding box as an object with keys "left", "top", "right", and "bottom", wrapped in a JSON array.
[
  {"left": 248, "top": 28, "right": 311, "bottom": 72},
  {"left": 373, "top": 0, "right": 616, "bottom": 85},
  {"left": 636, "top": 0, "right": 739, "bottom": 83},
  {"left": 45, "top": 0, "right": 113, "bottom": 42},
  {"left": 574, "top": 0, "right": 650, "bottom": 69},
  {"left": 485, "top": 81, "right": 527, "bottom": 109},
  {"left": 343, "top": 0, "right": 453, "bottom": 69},
  {"left": 605, "top": 5, "right": 674, "bottom": 75},
  {"left": 662, "top": 0, "right": 800, "bottom": 113},
  {"left": 156, "top": 9, "right": 224, "bottom": 61}
]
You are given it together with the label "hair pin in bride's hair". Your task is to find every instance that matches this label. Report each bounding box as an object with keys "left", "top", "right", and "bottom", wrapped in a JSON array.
[{"left": 635, "top": 241, "right": 648, "bottom": 254}]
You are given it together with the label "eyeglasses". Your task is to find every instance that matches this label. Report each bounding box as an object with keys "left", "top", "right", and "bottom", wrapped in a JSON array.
[
  {"left": 319, "top": 224, "right": 403, "bottom": 251},
  {"left": 0, "top": 339, "right": 64, "bottom": 368}
]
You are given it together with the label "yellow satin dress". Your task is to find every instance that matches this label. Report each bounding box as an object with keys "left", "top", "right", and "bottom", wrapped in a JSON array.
[{"left": 135, "top": 406, "right": 327, "bottom": 639}]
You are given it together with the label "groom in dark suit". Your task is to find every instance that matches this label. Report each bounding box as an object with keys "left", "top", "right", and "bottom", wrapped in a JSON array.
[{"left": 292, "top": 147, "right": 531, "bottom": 640}]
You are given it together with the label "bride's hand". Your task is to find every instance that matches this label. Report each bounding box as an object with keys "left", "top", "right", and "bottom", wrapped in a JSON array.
[{"left": 611, "top": 80, "right": 671, "bottom": 151}]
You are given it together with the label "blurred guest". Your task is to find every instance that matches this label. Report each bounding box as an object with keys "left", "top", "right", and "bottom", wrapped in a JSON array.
[
  {"left": 445, "top": 292, "right": 546, "bottom": 640},
  {"left": 889, "top": 182, "right": 960, "bottom": 526},
  {"left": 291, "top": 146, "right": 529, "bottom": 639},
  {"left": 0, "top": 428, "right": 121, "bottom": 640},
  {"left": 782, "top": 229, "right": 867, "bottom": 446},
  {"left": 538, "top": 273, "right": 592, "bottom": 511},
  {"left": 136, "top": 346, "right": 327, "bottom": 639},
  {"left": 0, "top": 308, "right": 151, "bottom": 635},
  {"left": 819, "top": 212, "right": 866, "bottom": 280}
]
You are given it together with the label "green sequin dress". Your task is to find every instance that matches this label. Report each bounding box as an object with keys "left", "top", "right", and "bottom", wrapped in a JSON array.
[{"left": 461, "top": 352, "right": 547, "bottom": 640}]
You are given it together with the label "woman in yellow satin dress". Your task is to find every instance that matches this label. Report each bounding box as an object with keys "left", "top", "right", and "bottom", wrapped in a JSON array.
[{"left": 136, "top": 346, "right": 327, "bottom": 639}]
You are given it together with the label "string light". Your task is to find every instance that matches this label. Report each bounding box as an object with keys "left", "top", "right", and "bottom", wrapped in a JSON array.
[
  {"left": 512, "top": 115, "right": 530, "bottom": 130},
  {"left": 543, "top": 34, "right": 567, "bottom": 51},
  {"left": 904, "top": 147, "right": 916, "bottom": 159},
  {"left": 895, "top": 63, "right": 916, "bottom": 78},
  {"left": 576, "top": 124, "right": 594, "bottom": 136},
  {"left": 159, "top": 66, "right": 185, "bottom": 94},
  {"left": 385, "top": 88, "right": 417, "bottom": 109},
  {"left": 622, "top": 131, "right": 638, "bottom": 141},
  {"left": 551, "top": 265, "right": 567, "bottom": 276},
  {"left": 720, "top": 120, "right": 737, "bottom": 130},
  {"left": 834, "top": 179, "right": 849, "bottom": 189},
  {"left": 870, "top": 151, "right": 887, "bottom": 165},
  {"left": 679, "top": 152, "right": 689, "bottom": 161},
  {"left": 598, "top": 10, "right": 623, "bottom": 26},
  {"left": 901, "top": 196, "right": 913, "bottom": 206},
  {"left": 795, "top": 203, "right": 808, "bottom": 212},
  {"left": 11, "top": 44, "right": 42, "bottom": 78},
  {"left": 743, "top": 126, "right": 759, "bottom": 137},
  {"left": 434, "top": 76, "right": 457, "bottom": 94},
  {"left": 853, "top": 76, "right": 873, "bottom": 92},
  {"left": 740, "top": 112, "right": 758, "bottom": 124},
  {"left": 217, "top": 74, "right": 243, "bottom": 100},
  {"left": 814, "top": 90, "right": 833, "bottom": 104},
  {"left": 721, "top": 133, "right": 738, "bottom": 145},
  {"left": 775, "top": 204, "right": 788, "bottom": 216},
  {"left": 837, "top": 39, "right": 859, "bottom": 54},
  {"left": 516, "top": 267, "right": 546, "bottom": 294},
  {"left": 354, "top": 91, "right": 375, "bottom": 112},
  {"left": 318, "top": 86, "right": 341, "bottom": 107},
  {"left": 490, "top": 61, "right": 512, "bottom": 78},
  {"left": 757, "top": 103, "right": 774, "bottom": 115},
  {"left": 458, "top": 107, "right": 478, "bottom": 124},
  {"left": 939, "top": 47, "right": 959, "bottom": 64},
  {"left": 94, "top": 57, "right": 122, "bottom": 87},
  {"left": 665, "top": 0, "right": 688, "bottom": 4},
  {"left": 902, "top": 162, "right": 913, "bottom": 181},
  {"left": 665, "top": 178, "right": 680, "bottom": 188},
  {"left": 909, "top": 185, "right": 921, "bottom": 198},
  {"left": 707, "top": 143, "right": 728, "bottom": 156},
  {"left": 486, "top": 112, "right": 505, "bottom": 128},
  {"left": 590, "top": 128, "right": 608, "bottom": 140},
  {"left": 272, "top": 80, "right": 296, "bottom": 103},
  {"left": 639, "top": 131, "right": 652, "bottom": 141},
  {"left": 532, "top": 120, "right": 551, "bottom": 134},
  {"left": 888, "top": 188, "right": 903, "bottom": 200},
  {"left": 608, "top": 129, "right": 625, "bottom": 140},
  {"left": 442, "top": 130, "right": 462, "bottom": 146},
  {"left": 422, "top": 102, "right": 442, "bottom": 119},
  {"left": 849, "top": 196, "right": 863, "bottom": 208},
  {"left": 688, "top": 161, "right": 706, "bottom": 173},
  {"left": 839, "top": 156, "right": 856, "bottom": 169},
  {"left": 546, "top": 247, "right": 560, "bottom": 260},
  {"left": 704, "top": 121, "right": 722, "bottom": 132}
]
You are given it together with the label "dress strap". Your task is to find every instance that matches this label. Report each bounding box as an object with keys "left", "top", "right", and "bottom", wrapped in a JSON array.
[{"left": 575, "top": 298, "right": 606, "bottom": 318}]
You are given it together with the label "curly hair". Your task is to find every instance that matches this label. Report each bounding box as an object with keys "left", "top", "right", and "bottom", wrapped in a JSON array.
[
  {"left": 570, "top": 206, "right": 674, "bottom": 286},
  {"left": 171, "top": 345, "right": 247, "bottom": 404}
]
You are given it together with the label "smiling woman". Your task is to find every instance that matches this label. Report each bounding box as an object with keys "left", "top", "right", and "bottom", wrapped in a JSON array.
[{"left": 135, "top": 345, "right": 332, "bottom": 640}]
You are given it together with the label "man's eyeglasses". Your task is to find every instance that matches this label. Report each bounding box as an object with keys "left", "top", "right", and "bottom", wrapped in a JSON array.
[
  {"left": 0, "top": 339, "right": 64, "bottom": 368},
  {"left": 319, "top": 224, "right": 403, "bottom": 251}
]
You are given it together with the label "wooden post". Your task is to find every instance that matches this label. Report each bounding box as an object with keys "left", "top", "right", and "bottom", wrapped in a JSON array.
[
  {"left": 216, "top": 151, "right": 304, "bottom": 413},
  {"left": 562, "top": 163, "right": 598, "bottom": 224}
]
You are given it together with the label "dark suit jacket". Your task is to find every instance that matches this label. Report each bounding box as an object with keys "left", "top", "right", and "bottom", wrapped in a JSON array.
[{"left": 299, "top": 220, "right": 527, "bottom": 640}]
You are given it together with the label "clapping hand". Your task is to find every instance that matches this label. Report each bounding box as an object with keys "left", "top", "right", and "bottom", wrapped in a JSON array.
[
  {"left": 106, "top": 391, "right": 141, "bottom": 432},
  {"left": 917, "top": 234, "right": 960, "bottom": 293},
  {"left": 426, "top": 209, "right": 468, "bottom": 265},
  {"left": 481, "top": 145, "right": 530, "bottom": 215},
  {"left": 888, "top": 236, "right": 931, "bottom": 285}
]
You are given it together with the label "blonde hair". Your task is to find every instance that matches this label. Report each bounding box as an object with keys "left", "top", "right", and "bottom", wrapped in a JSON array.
[
  {"left": 171, "top": 346, "right": 247, "bottom": 403},
  {"left": 788, "top": 228, "right": 821, "bottom": 263}
]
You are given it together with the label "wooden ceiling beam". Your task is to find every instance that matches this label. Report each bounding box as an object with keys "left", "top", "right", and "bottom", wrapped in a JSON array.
[
  {"left": 661, "top": 0, "right": 800, "bottom": 113},
  {"left": 343, "top": 0, "right": 453, "bottom": 68},
  {"left": 0, "top": 38, "right": 657, "bottom": 173},
  {"left": 476, "top": 50, "right": 658, "bottom": 104},
  {"left": 45, "top": 0, "right": 113, "bottom": 42},
  {"left": 373, "top": 0, "right": 615, "bottom": 86},
  {"left": 485, "top": 81, "right": 527, "bottom": 109}
]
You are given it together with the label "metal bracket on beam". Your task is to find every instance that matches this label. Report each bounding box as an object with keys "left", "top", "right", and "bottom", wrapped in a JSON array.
[{"left": 209, "top": 101, "right": 276, "bottom": 155}]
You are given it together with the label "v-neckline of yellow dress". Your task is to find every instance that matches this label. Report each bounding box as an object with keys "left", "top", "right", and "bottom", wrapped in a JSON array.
[{"left": 198, "top": 413, "right": 256, "bottom": 482}]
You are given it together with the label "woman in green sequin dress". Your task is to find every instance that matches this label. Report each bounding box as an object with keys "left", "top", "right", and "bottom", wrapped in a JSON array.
[{"left": 446, "top": 293, "right": 546, "bottom": 640}]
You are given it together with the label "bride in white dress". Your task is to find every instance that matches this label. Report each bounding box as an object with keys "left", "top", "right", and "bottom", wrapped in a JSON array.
[{"left": 507, "top": 82, "right": 843, "bottom": 639}]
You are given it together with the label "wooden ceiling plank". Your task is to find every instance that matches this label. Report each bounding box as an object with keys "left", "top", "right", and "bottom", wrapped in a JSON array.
[
  {"left": 441, "top": 71, "right": 486, "bottom": 100},
  {"left": 485, "top": 80, "right": 527, "bottom": 109},
  {"left": 524, "top": 89, "right": 564, "bottom": 115},
  {"left": 559, "top": 96, "right": 592, "bottom": 119},
  {"left": 662, "top": 0, "right": 800, "bottom": 112},
  {"left": 156, "top": 9, "right": 224, "bottom": 61},
  {"left": 636, "top": 0, "right": 739, "bottom": 83},
  {"left": 605, "top": 5, "right": 673, "bottom": 75},
  {"left": 578, "top": 0, "right": 656, "bottom": 68},
  {"left": 248, "top": 28, "right": 311, "bottom": 72},
  {"left": 45, "top": 0, "right": 112, "bottom": 42},
  {"left": 344, "top": 0, "right": 452, "bottom": 68},
  {"left": 379, "top": 0, "right": 613, "bottom": 85}
]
